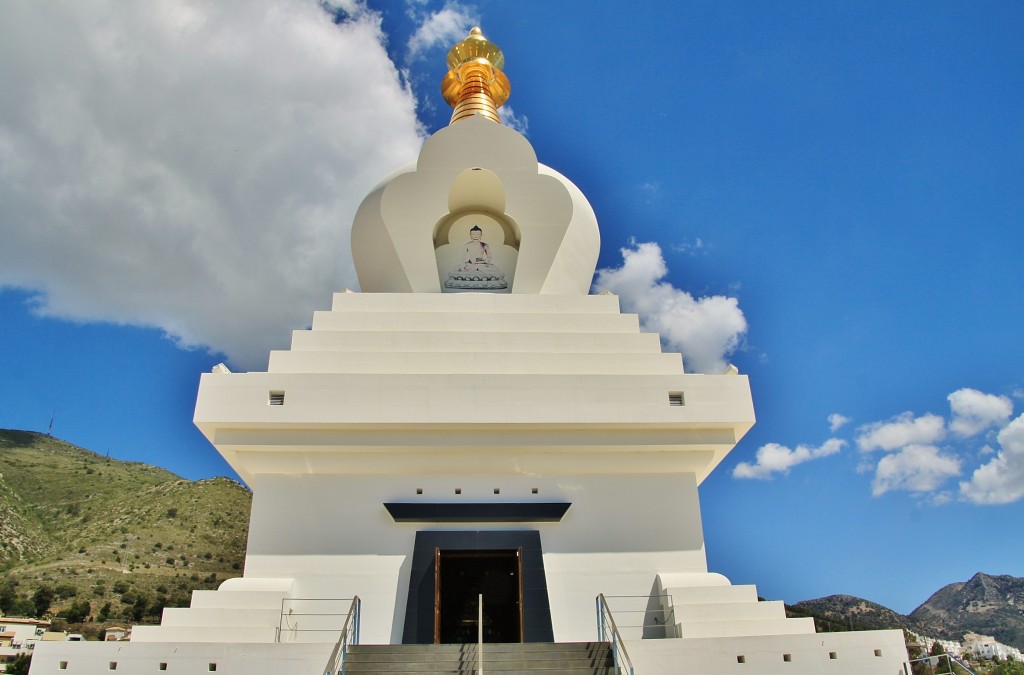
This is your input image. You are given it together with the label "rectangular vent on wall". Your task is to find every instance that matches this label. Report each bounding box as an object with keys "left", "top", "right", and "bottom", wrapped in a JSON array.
[
  {"left": 269, "top": 391, "right": 285, "bottom": 406},
  {"left": 668, "top": 392, "right": 684, "bottom": 406}
]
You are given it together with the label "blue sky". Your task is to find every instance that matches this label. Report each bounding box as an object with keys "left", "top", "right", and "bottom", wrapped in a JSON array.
[{"left": 1, "top": 1, "right": 1022, "bottom": 615}]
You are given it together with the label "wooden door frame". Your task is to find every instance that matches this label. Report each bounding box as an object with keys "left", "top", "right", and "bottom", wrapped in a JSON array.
[
  {"left": 433, "top": 548, "right": 525, "bottom": 644},
  {"left": 516, "top": 546, "right": 524, "bottom": 642}
]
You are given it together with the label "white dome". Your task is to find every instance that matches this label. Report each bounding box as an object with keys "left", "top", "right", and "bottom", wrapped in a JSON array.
[{"left": 351, "top": 115, "right": 600, "bottom": 294}]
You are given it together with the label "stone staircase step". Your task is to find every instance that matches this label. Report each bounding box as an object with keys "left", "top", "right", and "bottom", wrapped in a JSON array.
[
  {"left": 344, "top": 671, "right": 614, "bottom": 674},
  {"left": 341, "top": 642, "right": 614, "bottom": 674}
]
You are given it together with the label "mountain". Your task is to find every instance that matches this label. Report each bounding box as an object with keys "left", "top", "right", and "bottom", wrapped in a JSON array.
[
  {"left": 790, "top": 573, "right": 1024, "bottom": 652},
  {"left": 910, "top": 573, "right": 1024, "bottom": 651},
  {"left": 0, "top": 429, "right": 250, "bottom": 629},
  {"left": 788, "top": 594, "right": 915, "bottom": 634}
]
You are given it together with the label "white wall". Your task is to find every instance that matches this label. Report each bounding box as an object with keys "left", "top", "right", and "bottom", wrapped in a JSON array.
[
  {"left": 627, "top": 630, "right": 911, "bottom": 674},
  {"left": 241, "top": 472, "right": 709, "bottom": 644},
  {"left": 29, "top": 641, "right": 332, "bottom": 675}
]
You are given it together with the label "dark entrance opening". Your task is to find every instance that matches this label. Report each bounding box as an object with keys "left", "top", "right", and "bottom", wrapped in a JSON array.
[
  {"left": 403, "top": 531, "right": 553, "bottom": 644},
  {"left": 435, "top": 548, "right": 522, "bottom": 644}
]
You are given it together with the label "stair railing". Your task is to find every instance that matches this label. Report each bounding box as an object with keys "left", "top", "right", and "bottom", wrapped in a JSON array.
[
  {"left": 477, "top": 593, "right": 484, "bottom": 675},
  {"left": 908, "top": 653, "right": 979, "bottom": 675},
  {"left": 596, "top": 593, "right": 634, "bottom": 675},
  {"left": 598, "top": 593, "right": 678, "bottom": 638},
  {"left": 322, "top": 596, "right": 361, "bottom": 675},
  {"left": 279, "top": 597, "right": 358, "bottom": 642}
]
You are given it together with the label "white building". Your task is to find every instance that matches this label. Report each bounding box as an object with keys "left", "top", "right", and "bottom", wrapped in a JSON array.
[
  {"left": 964, "top": 632, "right": 1023, "bottom": 662},
  {"left": 31, "top": 27, "right": 910, "bottom": 675},
  {"left": 908, "top": 631, "right": 963, "bottom": 659},
  {"left": 0, "top": 617, "right": 50, "bottom": 673}
]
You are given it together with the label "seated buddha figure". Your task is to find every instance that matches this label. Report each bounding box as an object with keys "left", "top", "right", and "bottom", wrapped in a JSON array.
[{"left": 444, "top": 225, "right": 508, "bottom": 290}]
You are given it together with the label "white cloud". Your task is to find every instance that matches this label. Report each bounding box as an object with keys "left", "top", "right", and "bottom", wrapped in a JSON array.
[
  {"left": 407, "top": 2, "right": 476, "bottom": 61},
  {"left": 592, "top": 241, "right": 747, "bottom": 374},
  {"left": 856, "top": 412, "right": 946, "bottom": 452},
  {"left": 959, "top": 414, "right": 1024, "bottom": 505},
  {"left": 871, "top": 444, "right": 961, "bottom": 496},
  {"left": 669, "top": 238, "right": 707, "bottom": 256},
  {"left": 733, "top": 438, "right": 845, "bottom": 480},
  {"left": 948, "top": 388, "right": 1013, "bottom": 437},
  {"left": 500, "top": 103, "right": 529, "bottom": 135},
  {"left": 828, "top": 413, "right": 851, "bottom": 432},
  {"left": 0, "top": 0, "right": 423, "bottom": 369}
]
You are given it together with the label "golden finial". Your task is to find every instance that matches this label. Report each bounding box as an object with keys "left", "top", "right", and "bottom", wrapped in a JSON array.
[{"left": 441, "top": 27, "right": 510, "bottom": 125}]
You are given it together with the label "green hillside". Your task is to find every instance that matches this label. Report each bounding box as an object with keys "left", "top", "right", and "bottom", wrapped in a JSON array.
[{"left": 0, "top": 429, "right": 250, "bottom": 632}]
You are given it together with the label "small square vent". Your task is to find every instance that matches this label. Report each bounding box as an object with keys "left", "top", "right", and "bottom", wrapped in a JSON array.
[
  {"left": 269, "top": 391, "right": 285, "bottom": 406},
  {"left": 668, "top": 392, "right": 684, "bottom": 406}
]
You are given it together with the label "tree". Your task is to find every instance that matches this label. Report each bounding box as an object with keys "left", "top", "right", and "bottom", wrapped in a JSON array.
[
  {"left": 33, "top": 585, "right": 55, "bottom": 616},
  {"left": 924, "top": 641, "right": 971, "bottom": 675},
  {"left": 7, "top": 653, "right": 31, "bottom": 675},
  {"left": 132, "top": 594, "right": 149, "bottom": 622},
  {"left": 993, "top": 661, "right": 1024, "bottom": 675},
  {"left": 10, "top": 597, "right": 36, "bottom": 617},
  {"left": 147, "top": 595, "right": 168, "bottom": 621},
  {"left": 0, "top": 576, "right": 18, "bottom": 614},
  {"left": 54, "top": 583, "right": 78, "bottom": 599},
  {"left": 59, "top": 599, "right": 91, "bottom": 624}
]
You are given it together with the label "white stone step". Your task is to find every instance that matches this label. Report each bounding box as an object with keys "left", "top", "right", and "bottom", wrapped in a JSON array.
[
  {"left": 667, "top": 584, "right": 760, "bottom": 605},
  {"left": 159, "top": 607, "right": 280, "bottom": 627},
  {"left": 331, "top": 291, "right": 621, "bottom": 314},
  {"left": 310, "top": 310, "right": 639, "bottom": 333},
  {"left": 289, "top": 330, "right": 663, "bottom": 354},
  {"left": 674, "top": 600, "right": 788, "bottom": 622},
  {"left": 268, "top": 350, "right": 682, "bottom": 375},
  {"left": 188, "top": 589, "right": 289, "bottom": 610},
  {"left": 677, "top": 616, "right": 816, "bottom": 638},
  {"left": 129, "top": 624, "right": 279, "bottom": 643}
]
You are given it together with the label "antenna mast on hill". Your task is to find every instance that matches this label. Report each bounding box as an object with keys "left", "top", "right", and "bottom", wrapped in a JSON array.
[{"left": 47, "top": 410, "right": 55, "bottom": 437}]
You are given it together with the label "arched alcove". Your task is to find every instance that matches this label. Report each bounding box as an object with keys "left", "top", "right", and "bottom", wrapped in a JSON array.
[{"left": 434, "top": 168, "right": 520, "bottom": 293}]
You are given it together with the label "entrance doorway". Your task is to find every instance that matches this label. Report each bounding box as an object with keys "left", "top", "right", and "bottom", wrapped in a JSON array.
[{"left": 434, "top": 548, "right": 523, "bottom": 644}]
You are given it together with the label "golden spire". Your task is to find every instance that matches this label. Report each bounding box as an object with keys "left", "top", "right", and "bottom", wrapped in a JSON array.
[{"left": 441, "top": 27, "right": 511, "bottom": 125}]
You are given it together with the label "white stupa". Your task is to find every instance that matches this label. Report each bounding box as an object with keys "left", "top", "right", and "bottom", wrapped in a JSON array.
[{"left": 31, "top": 28, "right": 910, "bottom": 675}]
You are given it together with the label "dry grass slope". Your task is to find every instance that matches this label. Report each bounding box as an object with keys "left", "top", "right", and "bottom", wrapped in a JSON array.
[{"left": 0, "top": 429, "right": 250, "bottom": 628}]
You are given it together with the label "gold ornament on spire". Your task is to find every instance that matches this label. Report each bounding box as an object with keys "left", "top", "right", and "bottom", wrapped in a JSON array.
[{"left": 441, "top": 27, "right": 510, "bottom": 125}]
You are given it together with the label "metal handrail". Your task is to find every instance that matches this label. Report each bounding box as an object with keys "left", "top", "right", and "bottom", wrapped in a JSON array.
[
  {"left": 322, "top": 596, "right": 361, "bottom": 675},
  {"left": 596, "top": 594, "right": 634, "bottom": 675},
  {"left": 477, "top": 593, "right": 484, "bottom": 675},
  {"left": 599, "top": 593, "right": 678, "bottom": 638},
  {"left": 279, "top": 597, "right": 358, "bottom": 641}
]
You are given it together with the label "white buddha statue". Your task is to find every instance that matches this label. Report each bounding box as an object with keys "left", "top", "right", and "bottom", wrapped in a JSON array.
[{"left": 444, "top": 225, "right": 508, "bottom": 290}]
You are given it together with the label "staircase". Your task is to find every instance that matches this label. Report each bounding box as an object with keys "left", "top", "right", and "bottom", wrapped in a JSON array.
[{"left": 342, "top": 642, "right": 615, "bottom": 674}]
